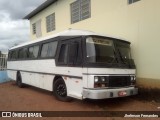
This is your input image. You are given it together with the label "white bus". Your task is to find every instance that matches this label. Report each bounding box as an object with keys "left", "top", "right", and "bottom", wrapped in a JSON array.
[{"left": 7, "top": 29, "right": 138, "bottom": 101}]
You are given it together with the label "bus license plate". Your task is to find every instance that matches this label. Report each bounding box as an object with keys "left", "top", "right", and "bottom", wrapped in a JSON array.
[{"left": 118, "top": 91, "right": 127, "bottom": 97}]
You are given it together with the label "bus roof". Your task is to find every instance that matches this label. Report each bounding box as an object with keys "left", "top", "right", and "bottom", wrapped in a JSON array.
[{"left": 10, "top": 29, "right": 128, "bottom": 50}]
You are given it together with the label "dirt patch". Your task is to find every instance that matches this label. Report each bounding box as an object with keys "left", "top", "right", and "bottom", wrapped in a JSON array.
[
  {"left": 0, "top": 81, "right": 159, "bottom": 120},
  {"left": 135, "top": 87, "right": 160, "bottom": 103}
]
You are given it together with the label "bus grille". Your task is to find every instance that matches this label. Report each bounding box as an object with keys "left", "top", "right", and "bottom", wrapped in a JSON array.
[{"left": 108, "top": 76, "right": 131, "bottom": 87}]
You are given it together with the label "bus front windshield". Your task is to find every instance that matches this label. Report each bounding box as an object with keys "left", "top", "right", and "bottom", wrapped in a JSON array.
[
  {"left": 86, "top": 37, "right": 115, "bottom": 63},
  {"left": 116, "top": 41, "right": 132, "bottom": 64}
]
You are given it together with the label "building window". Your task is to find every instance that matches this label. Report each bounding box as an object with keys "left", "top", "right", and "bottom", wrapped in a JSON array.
[
  {"left": 46, "top": 13, "right": 55, "bottom": 33},
  {"left": 128, "top": 0, "right": 140, "bottom": 4},
  {"left": 32, "top": 20, "right": 42, "bottom": 38},
  {"left": 71, "top": 0, "right": 91, "bottom": 24},
  {"left": 32, "top": 23, "right": 36, "bottom": 34}
]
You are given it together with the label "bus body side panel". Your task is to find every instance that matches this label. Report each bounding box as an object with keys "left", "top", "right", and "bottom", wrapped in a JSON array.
[
  {"left": 33, "top": 73, "right": 54, "bottom": 91},
  {"left": 54, "top": 67, "right": 84, "bottom": 99},
  {"left": 21, "top": 71, "right": 31, "bottom": 84},
  {"left": 7, "top": 61, "right": 20, "bottom": 81},
  {"left": 7, "top": 60, "right": 85, "bottom": 94},
  {"left": 7, "top": 59, "right": 56, "bottom": 91},
  {"left": 7, "top": 69, "right": 17, "bottom": 81}
]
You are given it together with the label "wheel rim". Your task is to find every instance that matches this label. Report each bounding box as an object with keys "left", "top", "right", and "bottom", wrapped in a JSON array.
[{"left": 56, "top": 83, "right": 67, "bottom": 97}]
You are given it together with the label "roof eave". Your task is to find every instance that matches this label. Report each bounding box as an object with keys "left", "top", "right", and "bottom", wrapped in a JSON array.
[{"left": 23, "top": 0, "right": 57, "bottom": 19}]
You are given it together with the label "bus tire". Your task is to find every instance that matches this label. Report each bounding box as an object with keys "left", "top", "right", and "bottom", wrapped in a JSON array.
[
  {"left": 53, "top": 78, "right": 72, "bottom": 102},
  {"left": 16, "top": 72, "right": 24, "bottom": 88}
]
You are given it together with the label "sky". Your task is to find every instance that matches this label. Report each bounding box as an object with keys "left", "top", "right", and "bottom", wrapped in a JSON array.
[{"left": 0, "top": 0, "right": 46, "bottom": 53}]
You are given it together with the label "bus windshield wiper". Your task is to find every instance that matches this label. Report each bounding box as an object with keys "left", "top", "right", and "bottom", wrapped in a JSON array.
[
  {"left": 109, "top": 50, "right": 118, "bottom": 66},
  {"left": 118, "top": 49, "right": 125, "bottom": 64},
  {"left": 118, "top": 49, "right": 132, "bottom": 68}
]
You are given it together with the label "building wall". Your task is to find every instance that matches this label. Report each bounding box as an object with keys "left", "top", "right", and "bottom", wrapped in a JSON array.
[{"left": 29, "top": 0, "right": 160, "bottom": 88}]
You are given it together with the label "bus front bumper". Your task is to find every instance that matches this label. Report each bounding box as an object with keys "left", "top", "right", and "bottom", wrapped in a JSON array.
[{"left": 82, "top": 87, "right": 138, "bottom": 99}]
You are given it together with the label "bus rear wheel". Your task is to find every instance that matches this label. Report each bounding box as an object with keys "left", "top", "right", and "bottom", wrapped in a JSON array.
[
  {"left": 16, "top": 72, "right": 24, "bottom": 88},
  {"left": 53, "top": 78, "right": 72, "bottom": 102}
]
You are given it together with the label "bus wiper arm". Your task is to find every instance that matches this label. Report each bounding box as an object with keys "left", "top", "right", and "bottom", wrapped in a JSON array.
[
  {"left": 118, "top": 49, "right": 125, "bottom": 64},
  {"left": 118, "top": 49, "right": 132, "bottom": 68},
  {"left": 109, "top": 50, "right": 118, "bottom": 66}
]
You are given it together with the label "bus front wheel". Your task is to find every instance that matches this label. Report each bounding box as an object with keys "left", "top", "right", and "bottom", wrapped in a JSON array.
[{"left": 53, "top": 78, "right": 72, "bottom": 102}]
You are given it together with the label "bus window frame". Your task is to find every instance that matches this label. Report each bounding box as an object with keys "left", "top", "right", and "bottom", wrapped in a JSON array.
[
  {"left": 8, "top": 38, "right": 59, "bottom": 61},
  {"left": 55, "top": 37, "right": 83, "bottom": 67}
]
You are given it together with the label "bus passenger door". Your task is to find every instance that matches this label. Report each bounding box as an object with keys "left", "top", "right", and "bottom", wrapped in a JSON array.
[{"left": 56, "top": 38, "right": 83, "bottom": 99}]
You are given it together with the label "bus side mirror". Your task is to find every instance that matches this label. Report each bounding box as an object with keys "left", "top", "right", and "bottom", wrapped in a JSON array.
[{"left": 68, "top": 42, "right": 78, "bottom": 66}]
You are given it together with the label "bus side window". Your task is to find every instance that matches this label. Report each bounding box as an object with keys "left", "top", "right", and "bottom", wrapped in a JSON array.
[
  {"left": 28, "top": 47, "right": 34, "bottom": 58},
  {"left": 10, "top": 50, "right": 18, "bottom": 60},
  {"left": 68, "top": 42, "right": 78, "bottom": 65},
  {"left": 18, "top": 48, "right": 28, "bottom": 59},
  {"left": 48, "top": 41, "right": 58, "bottom": 57},
  {"left": 28, "top": 45, "right": 39, "bottom": 59},
  {"left": 8, "top": 51, "right": 12, "bottom": 60},
  {"left": 41, "top": 43, "right": 48, "bottom": 58},
  {"left": 57, "top": 38, "right": 82, "bottom": 66},
  {"left": 41, "top": 41, "right": 58, "bottom": 58},
  {"left": 58, "top": 44, "right": 68, "bottom": 65}
]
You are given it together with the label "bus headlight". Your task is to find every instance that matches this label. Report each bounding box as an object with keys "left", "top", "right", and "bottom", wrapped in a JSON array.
[
  {"left": 131, "top": 76, "right": 134, "bottom": 81},
  {"left": 94, "top": 76, "right": 99, "bottom": 83},
  {"left": 94, "top": 76, "right": 109, "bottom": 88}
]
